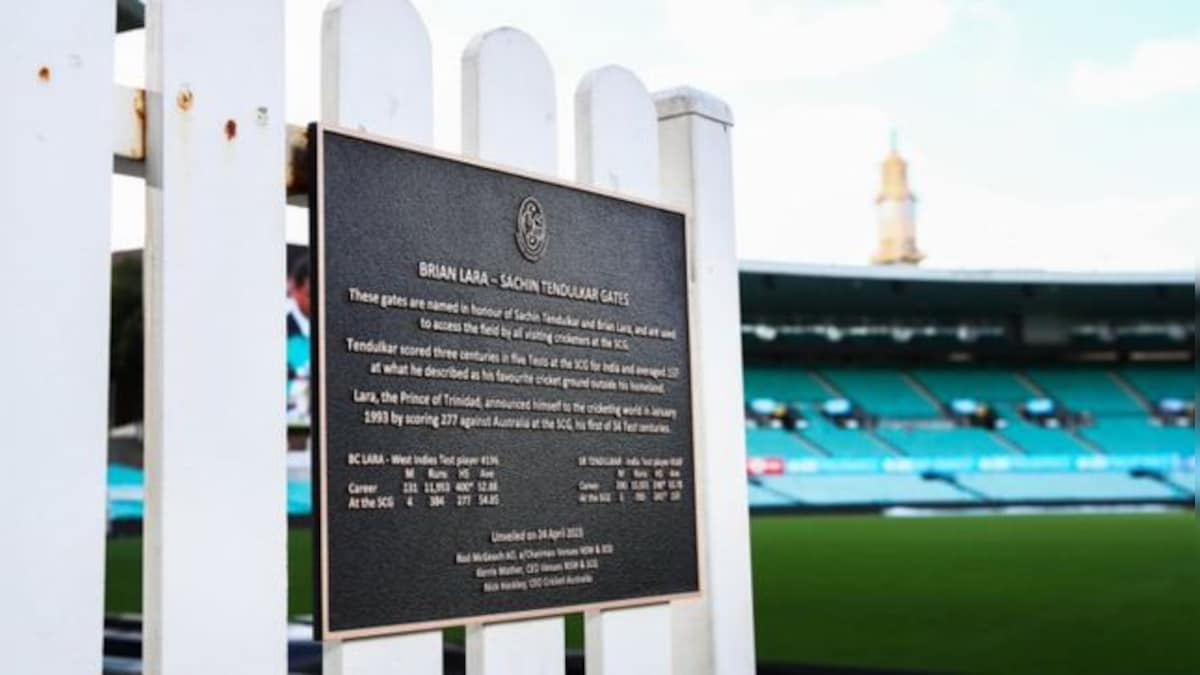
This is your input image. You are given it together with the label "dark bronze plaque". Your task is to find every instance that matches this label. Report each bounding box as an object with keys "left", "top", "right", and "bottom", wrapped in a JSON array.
[{"left": 310, "top": 125, "right": 699, "bottom": 640}]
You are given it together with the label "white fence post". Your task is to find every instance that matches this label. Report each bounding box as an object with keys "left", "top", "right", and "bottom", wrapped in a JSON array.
[
  {"left": 462, "top": 27, "right": 558, "bottom": 174},
  {"left": 654, "top": 87, "right": 756, "bottom": 675},
  {"left": 321, "top": 0, "right": 433, "bottom": 142},
  {"left": 575, "top": 65, "right": 673, "bottom": 675},
  {"left": 142, "top": 1, "right": 287, "bottom": 673},
  {"left": 0, "top": 4, "right": 113, "bottom": 673},
  {"left": 320, "top": 1, "right": 441, "bottom": 670},
  {"left": 461, "top": 26, "right": 565, "bottom": 675}
]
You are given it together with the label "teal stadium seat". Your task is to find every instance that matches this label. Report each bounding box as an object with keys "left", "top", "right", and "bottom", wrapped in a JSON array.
[
  {"left": 758, "top": 475, "right": 976, "bottom": 505},
  {"left": 1025, "top": 368, "right": 1143, "bottom": 415},
  {"left": 746, "top": 481, "right": 799, "bottom": 507},
  {"left": 745, "top": 427, "right": 822, "bottom": 458},
  {"left": 997, "top": 407, "right": 1091, "bottom": 455},
  {"left": 912, "top": 368, "right": 1034, "bottom": 404},
  {"left": 957, "top": 472, "right": 1179, "bottom": 501},
  {"left": 1079, "top": 417, "right": 1192, "bottom": 455},
  {"left": 879, "top": 427, "right": 1014, "bottom": 456},
  {"left": 800, "top": 416, "right": 892, "bottom": 457},
  {"left": 1168, "top": 471, "right": 1196, "bottom": 496},
  {"left": 821, "top": 369, "right": 941, "bottom": 417},
  {"left": 1121, "top": 366, "right": 1194, "bottom": 401},
  {"left": 742, "top": 367, "right": 830, "bottom": 404}
]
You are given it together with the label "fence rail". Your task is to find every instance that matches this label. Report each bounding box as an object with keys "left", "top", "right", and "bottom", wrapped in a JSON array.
[{"left": 1, "top": 1, "right": 754, "bottom": 673}]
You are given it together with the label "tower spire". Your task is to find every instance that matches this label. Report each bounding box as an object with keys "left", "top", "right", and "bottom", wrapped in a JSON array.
[{"left": 871, "top": 131, "right": 924, "bottom": 265}]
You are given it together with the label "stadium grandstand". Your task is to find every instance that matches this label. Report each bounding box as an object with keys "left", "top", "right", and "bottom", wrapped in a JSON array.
[
  {"left": 103, "top": 258, "right": 1197, "bottom": 525},
  {"left": 739, "top": 262, "right": 1195, "bottom": 511}
]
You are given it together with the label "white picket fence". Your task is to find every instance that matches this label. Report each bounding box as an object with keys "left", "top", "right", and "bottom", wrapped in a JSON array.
[{"left": 0, "top": 1, "right": 754, "bottom": 673}]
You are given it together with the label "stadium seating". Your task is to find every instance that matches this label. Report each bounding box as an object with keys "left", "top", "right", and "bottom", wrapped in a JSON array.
[
  {"left": 912, "top": 368, "right": 1034, "bottom": 404},
  {"left": 756, "top": 474, "right": 975, "bottom": 505},
  {"left": 956, "top": 472, "right": 1180, "bottom": 502},
  {"left": 1078, "top": 417, "right": 1192, "bottom": 455},
  {"left": 819, "top": 369, "right": 941, "bottom": 417},
  {"left": 800, "top": 416, "right": 893, "bottom": 457},
  {"left": 746, "top": 481, "right": 799, "bottom": 507},
  {"left": 999, "top": 416, "right": 1092, "bottom": 455},
  {"left": 745, "top": 427, "right": 822, "bottom": 458},
  {"left": 742, "top": 366, "right": 1193, "bottom": 510},
  {"left": 1121, "top": 366, "right": 1194, "bottom": 400},
  {"left": 1168, "top": 471, "right": 1196, "bottom": 494},
  {"left": 877, "top": 427, "right": 1014, "bottom": 456},
  {"left": 747, "top": 470, "right": 1196, "bottom": 508},
  {"left": 1025, "top": 368, "right": 1144, "bottom": 415},
  {"left": 743, "top": 367, "right": 830, "bottom": 403}
]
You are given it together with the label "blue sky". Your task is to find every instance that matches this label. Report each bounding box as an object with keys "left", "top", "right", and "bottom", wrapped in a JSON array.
[{"left": 113, "top": 0, "right": 1198, "bottom": 271}]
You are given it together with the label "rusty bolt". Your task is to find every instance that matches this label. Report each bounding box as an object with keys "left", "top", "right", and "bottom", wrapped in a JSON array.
[
  {"left": 37, "top": 66, "right": 51, "bottom": 82},
  {"left": 224, "top": 119, "right": 237, "bottom": 141},
  {"left": 176, "top": 88, "right": 194, "bottom": 111}
]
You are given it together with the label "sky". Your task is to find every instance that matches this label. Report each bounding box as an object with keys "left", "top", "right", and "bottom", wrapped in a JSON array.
[{"left": 112, "top": 0, "right": 1200, "bottom": 272}]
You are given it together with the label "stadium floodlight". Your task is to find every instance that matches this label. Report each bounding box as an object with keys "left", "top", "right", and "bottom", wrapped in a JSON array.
[
  {"left": 1165, "top": 323, "right": 1189, "bottom": 342},
  {"left": 753, "top": 323, "right": 778, "bottom": 341}
]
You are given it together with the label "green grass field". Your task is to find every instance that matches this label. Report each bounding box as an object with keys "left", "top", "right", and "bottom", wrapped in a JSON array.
[{"left": 106, "top": 512, "right": 1197, "bottom": 674}]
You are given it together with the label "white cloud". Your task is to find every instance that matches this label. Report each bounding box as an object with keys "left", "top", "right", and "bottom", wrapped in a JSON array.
[
  {"left": 733, "top": 101, "right": 893, "bottom": 265},
  {"left": 918, "top": 180, "right": 1198, "bottom": 272},
  {"left": 1070, "top": 34, "right": 1200, "bottom": 105},
  {"left": 656, "top": 0, "right": 953, "bottom": 86}
]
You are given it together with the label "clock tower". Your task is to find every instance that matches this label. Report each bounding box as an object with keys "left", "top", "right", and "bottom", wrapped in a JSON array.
[{"left": 871, "top": 131, "right": 924, "bottom": 265}]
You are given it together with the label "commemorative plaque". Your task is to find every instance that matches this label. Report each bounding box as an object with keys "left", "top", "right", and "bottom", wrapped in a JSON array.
[{"left": 309, "top": 125, "right": 699, "bottom": 639}]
